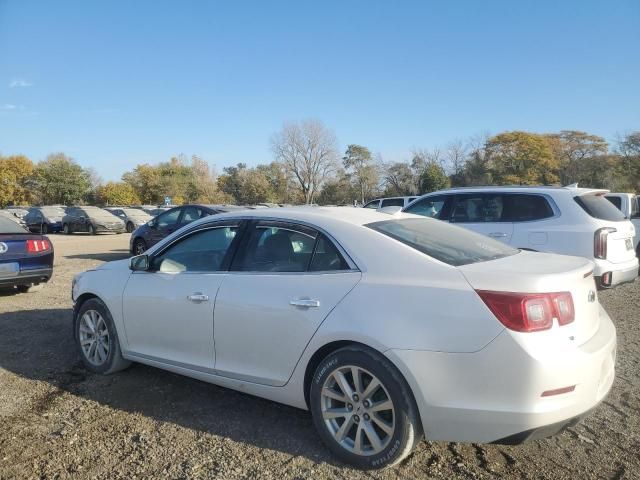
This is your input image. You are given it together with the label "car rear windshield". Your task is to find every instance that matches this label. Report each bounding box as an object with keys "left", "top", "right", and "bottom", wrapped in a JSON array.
[
  {"left": 366, "top": 218, "right": 519, "bottom": 266},
  {"left": 574, "top": 193, "right": 627, "bottom": 221},
  {"left": 0, "top": 217, "right": 28, "bottom": 233}
]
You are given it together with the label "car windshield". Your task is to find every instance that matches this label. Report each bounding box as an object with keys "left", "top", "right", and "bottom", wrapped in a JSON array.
[
  {"left": 81, "top": 207, "right": 119, "bottom": 220},
  {"left": 40, "top": 207, "right": 65, "bottom": 217},
  {"left": 575, "top": 193, "right": 627, "bottom": 221},
  {"left": 367, "top": 217, "right": 519, "bottom": 266},
  {"left": 122, "top": 208, "right": 150, "bottom": 218},
  {"left": 0, "top": 217, "right": 28, "bottom": 233}
]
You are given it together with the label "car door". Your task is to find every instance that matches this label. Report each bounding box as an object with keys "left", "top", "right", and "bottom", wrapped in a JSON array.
[
  {"left": 122, "top": 222, "right": 243, "bottom": 369},
  {"left": 213, "top": 221, "right": 361, "bottom": 386},
  {"left": 149, "top": 207, "right": 182, "bottom": 246},
  {"left": 448, "top": 193, "right": 513, "bottom": 244},
  {"left": 76, "top": 208, "right": 90, "bottom": 232}
]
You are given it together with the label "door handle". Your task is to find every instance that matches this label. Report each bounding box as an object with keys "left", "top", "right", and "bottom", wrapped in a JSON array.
[
  {"left": 290, "top": 299, "right": 320, "bottom": 308},
  {"left": 187, "top": 293, "right": 209, "bottom": 303},
  {"left": 488, "top": 232, "right": 508, "bottom": 238}
]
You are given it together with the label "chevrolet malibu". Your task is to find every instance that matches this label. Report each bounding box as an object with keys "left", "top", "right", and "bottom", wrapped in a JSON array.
[{"left": 71, "top": 208, "right": 616, "bottom": 469}]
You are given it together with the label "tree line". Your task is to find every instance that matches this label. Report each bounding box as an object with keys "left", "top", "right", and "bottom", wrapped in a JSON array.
[{"left": 1, "top": 122, "right": 639, "bottom": 208}]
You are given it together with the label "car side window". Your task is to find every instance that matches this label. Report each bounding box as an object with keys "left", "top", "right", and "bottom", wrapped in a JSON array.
[
  {"left": 380, "top": 198, "right": 405, "bottom": 208},
  {"left": 180, "top": 206, "right": 202, "bottom": 223},
  {"left": 152, "top": 227, "right": 239, "bottom": 273},
  {"left": 157, "top": 209, "right": 181, "bottom": 228},
  {"left": 363, "top": 200, "right": 380, "bottom": 209},
  {"left": 309, "top": 234, "right": 349, "bottom": 271},
  {"left": 404, "top": 196, "right": 448, "bottom": 219},
  {"left": 503, "top": 194, "right": 554, "bottom": 221},
  {"left": 236, "top": 225, "right": 318, "bottom": 272},
  {"left": 451, "top": 194, "right": 505, "bottom": 223}
]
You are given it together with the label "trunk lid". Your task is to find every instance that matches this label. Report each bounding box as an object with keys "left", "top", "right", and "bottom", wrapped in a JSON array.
[
  {"left": 459, "top": 251, "right": 600, "bottom": 345},
  {"left": 0, "top": 233, "right": 40, "bottom": 261}
]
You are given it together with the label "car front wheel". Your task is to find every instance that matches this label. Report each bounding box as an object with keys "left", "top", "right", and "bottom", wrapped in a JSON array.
[
  {"left": 310, "top": 346, "right": 422, "bottom": 469},
  {"left": 75, "top": 298, "right": 130, "bottom": 374},
  {"left": 88, "top": 224, "right": 96, "bottom": 235},
  {"left": 63, "top": 224, "right": 71, "bottom": 235},
  {"left": 126, "top": 222, "right": 134, "bottom": 233}
]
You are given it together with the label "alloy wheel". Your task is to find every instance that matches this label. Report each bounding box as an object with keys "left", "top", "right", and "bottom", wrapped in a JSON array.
[
  {"left": 320, "top": 365, "right": 395, "bottom": 456},
  {"left": 79, "top": 310, "right": 110, "bottom": 366}
]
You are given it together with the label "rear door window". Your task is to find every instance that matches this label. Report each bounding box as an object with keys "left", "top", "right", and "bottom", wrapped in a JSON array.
[
  {"left": 450, "top": 194, "right": 505, "bottom": 223},
  {"left": 575, "top": 194, "right": 626, "bottom": 221},
  {"left": 235, "top": 224, "right": 318, "bottom": 272},
  {"left": 157, "top": 209, "right": 181, "bottom": 228},
  {"left": 180, "top": 206, "right": 202, "bottom": 223},
  {"left": 503, "top": 194, "right": 554, "bottom": 222}
]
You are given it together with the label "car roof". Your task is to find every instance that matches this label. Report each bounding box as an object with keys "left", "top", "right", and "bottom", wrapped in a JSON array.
[
  {"left": 200, "top": 206, "right": 414, "bottom": 230},
  {"left": 415, "top": 185, "right": 608, "bottom": 196}
]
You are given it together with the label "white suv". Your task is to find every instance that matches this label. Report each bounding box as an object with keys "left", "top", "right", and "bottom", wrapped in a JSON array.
[{"left": 404, "top": 186, "right": 638, "bottom": 288}]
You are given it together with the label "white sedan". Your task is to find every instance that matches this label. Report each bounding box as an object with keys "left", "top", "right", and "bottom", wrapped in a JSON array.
[{"left": 72, "top": 207, "right": 616, "bottom": 469}]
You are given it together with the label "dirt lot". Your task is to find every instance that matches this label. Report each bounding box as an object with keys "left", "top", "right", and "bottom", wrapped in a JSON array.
[{"left": 0, "top": 234, "right": 638, "bottom": 479}]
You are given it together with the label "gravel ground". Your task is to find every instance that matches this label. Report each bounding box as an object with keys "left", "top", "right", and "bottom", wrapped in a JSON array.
[{"left": 0, "top": 234, "right": 638, "bottom": 479}]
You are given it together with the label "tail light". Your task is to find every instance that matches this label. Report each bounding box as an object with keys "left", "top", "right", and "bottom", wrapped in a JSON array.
[
  {"left": 476, "top": 290, "right": 575, "bottom": 332},
  {"left": 594, "top": 227, "right": 616, "bottom": 259},
  {"left": 26, "top": 239, "right": 51, "bottom": 253}
]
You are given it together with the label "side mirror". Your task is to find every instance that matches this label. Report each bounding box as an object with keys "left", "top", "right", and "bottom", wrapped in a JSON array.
[{"left": 129, "top": 254, "right": 150, "bottom": 271}]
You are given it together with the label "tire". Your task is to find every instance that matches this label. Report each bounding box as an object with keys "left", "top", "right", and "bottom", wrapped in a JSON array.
[
  {"left": 17, "top": 283, "right": 44, "bottom": 293},
  {"left": 41, "top": 224, "right": 48, "bottom": 234},
  {"left": 310, "top": 346, "right": 422, "bottom": 469},
  {"left": 88, "top": 224, "right": 96, "bottom": 235},
  {"left": 133, "top": 238, "right": 147, "bottom": 255},
  {"left": 126, "top": 222, "right": 134, "bottom": 233},
  {"left": 75, "top": 298, "right": 130, "bottom": 375},
  {"left": 63, "top": 223, "right": 71, "bottom": 235}
]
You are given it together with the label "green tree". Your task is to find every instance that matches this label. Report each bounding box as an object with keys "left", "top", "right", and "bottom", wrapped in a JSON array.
[
  {"left": 317, "top": 169, "right": 357, "bottom": 205},
  {"left": 418, "top": 161, "right": 450, "bottom": 193},
  {"left": 0, "top": 154, "right": 34, "bottom": 207},
  {"left": 122, "top": 164, "right": 162, "bottom": 204},
  {"left": 485, "top": 131, "right": 559, "bottom": 185},
  {"left": 33, "top": 153, "right": 92, "bottom": 204},
  {"left": 343, "top": 144, "right": 379, "bottom": 204},
  {"left": 96, "top": 182, "right": 141, "bottom": 205}
]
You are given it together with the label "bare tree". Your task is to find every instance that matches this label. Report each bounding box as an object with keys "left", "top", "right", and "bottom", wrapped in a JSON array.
[
  {"left": 444, "top": 139, "right": 468, "bottom": 176},
  {"left": 271, "top": 119, "right": 338, "bottom": 204}
]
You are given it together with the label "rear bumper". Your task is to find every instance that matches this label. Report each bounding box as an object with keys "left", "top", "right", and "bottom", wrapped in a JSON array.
[
  {"left": 492, "top": 407, "right": 594, "bottom": 444},
  {"left": 594, "top": 257, "right": 638, "bottom": 288},
  {"left": 95, "top": 226, "right": 125, "bottom": 233},
  {"left": 0, "top": 267, "right": 53, "bottom": 286},
  {"left": 386, "top": 306, "right": 616, "bottom": 443}
]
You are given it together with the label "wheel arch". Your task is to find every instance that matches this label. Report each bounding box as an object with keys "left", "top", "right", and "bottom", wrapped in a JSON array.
[
  {"left": 302, "top": 340, "right": 419, "bottom": 415},
  {"left": 72, "top": 292, "right": 101, "bottom": 339}
]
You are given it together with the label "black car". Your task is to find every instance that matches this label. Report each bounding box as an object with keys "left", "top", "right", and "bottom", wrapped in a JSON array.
[
  {"left": 62, "top": 206, "right": 126, "bottom": 235},
  {"left": 0, "top": 216, "right": 54, "bottom": 293},
  {"left": 129, "top": 204, "right": 246, "bottom": 255},
  {"left": 24, "top": 206, "right": 67, "bottom": 233}
]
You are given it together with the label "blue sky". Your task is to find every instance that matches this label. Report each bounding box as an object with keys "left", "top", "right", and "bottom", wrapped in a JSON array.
[{"left": 1, "top": 0, "right": 638, "bottom": 181}]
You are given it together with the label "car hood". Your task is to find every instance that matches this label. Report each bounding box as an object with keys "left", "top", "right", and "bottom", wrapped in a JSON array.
[{"left": 96, "top": 259, "right": 130, "bottom": 271}]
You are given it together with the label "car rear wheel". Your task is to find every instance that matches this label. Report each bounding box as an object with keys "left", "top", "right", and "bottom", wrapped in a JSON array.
[
  {"left": 75, "top": 298, "right": 130, "bottom": 374},
  {"left": 126, "top": 222, "right": 134, "bottom": 233},
  {"left": 63, "top": 223, "right": 71, "bottom": 235},
  {"left": 17, "top": 283, "right": 43, "bottom": 293},
  {"left": 41, "top": 224, "right": 48, "bottom": 234},
  {"left": 310, "top": 346, "right": 422, "bottom": 469},
  {"left": 133, "top": 238, "right": 147, "bottom": 255},
  {"left": 88, "top": 224, "right": 96, "bottom": 235}
]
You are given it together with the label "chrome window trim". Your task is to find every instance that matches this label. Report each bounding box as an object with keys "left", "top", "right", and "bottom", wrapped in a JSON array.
[{"left": 204, "top": 216, "right": 360, "bottom": 272}]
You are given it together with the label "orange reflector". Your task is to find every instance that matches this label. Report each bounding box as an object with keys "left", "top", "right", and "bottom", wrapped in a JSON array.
[{"left": 541, "top": 385, "right": 576, "bottom": 397}]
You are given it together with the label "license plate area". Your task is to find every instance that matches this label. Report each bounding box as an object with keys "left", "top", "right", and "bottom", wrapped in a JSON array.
[{"left": 0, "top": 262, "right": 19, "bottom": 278}]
